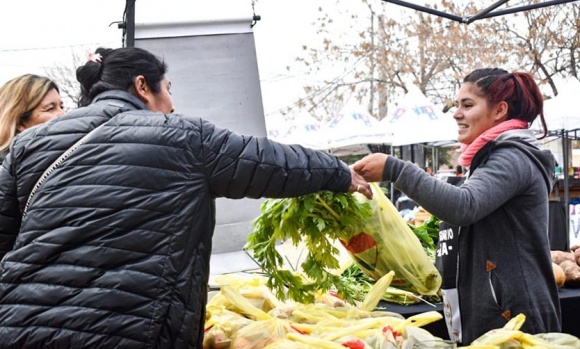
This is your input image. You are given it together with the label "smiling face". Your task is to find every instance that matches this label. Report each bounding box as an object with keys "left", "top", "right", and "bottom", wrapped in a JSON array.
[
  {"left": 453, "top": 82, "right": 508, "bottom": 145},
  {"left": 17, "top": 88, "right": 64, "bottom": 132}
]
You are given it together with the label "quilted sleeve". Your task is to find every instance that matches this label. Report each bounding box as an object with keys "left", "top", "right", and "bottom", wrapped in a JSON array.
[{"left": 198, "top": 119, "right": 351, "bottom": 199}]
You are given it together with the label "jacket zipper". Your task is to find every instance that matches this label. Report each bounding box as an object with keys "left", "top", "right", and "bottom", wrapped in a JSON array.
[{"left": 23, "top": 125, "right": 105, "bottom": 216}]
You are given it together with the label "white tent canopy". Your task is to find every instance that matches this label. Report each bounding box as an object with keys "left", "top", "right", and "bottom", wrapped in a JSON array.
[
  {"left": 266, "top": 104, "right": 393, "bottom": 156},
  {"left": 321, "top": 103, "right": 393, "bottom": 155},
  {"left": 265, "top": 114, "right": 328, "bottom": 150},
  {"left": 382, "top": 85, "right": 458, "bottom": 146}
]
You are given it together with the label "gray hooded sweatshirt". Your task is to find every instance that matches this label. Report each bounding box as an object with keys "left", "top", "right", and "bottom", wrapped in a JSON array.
[{"left": 382, "top": 129, "right": 561, "bottom": 344}]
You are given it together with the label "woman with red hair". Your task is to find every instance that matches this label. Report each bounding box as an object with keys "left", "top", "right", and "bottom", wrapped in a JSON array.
[{"left": 354, "top": 68, "right": 560, "bottom": 345}]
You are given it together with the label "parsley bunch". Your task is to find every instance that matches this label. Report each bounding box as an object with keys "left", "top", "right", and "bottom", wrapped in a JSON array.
[{"left": 246, "top": 191, "right": 373, "bottom": 304}]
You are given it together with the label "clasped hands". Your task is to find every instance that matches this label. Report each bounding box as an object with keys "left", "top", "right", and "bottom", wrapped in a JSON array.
[{"left": 348, "top": 153, "right": 389, "bottom": 199}]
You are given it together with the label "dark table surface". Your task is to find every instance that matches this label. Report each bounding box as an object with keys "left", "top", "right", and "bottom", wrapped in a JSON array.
[{"left": 378, "top": 287, "right": 580, "bottom": 340}]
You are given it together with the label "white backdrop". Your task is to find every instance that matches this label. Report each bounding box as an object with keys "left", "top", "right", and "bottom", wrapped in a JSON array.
[{"left": 541, "top": 79, "right": 580, "bottom": 132}]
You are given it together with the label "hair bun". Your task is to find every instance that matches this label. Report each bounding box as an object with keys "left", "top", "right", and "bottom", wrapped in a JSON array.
[{"left": 88, "top": 52, "right": 102, "bottom": 63}]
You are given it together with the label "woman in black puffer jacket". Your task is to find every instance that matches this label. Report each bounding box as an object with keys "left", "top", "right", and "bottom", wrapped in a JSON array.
[{"left": 0, "top": 47, "right": 371, "bottom": 349}]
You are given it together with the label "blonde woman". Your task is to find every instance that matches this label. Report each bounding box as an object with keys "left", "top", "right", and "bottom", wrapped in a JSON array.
[{"left": 0, "top": 74, "right": 64, "bottom": 161}]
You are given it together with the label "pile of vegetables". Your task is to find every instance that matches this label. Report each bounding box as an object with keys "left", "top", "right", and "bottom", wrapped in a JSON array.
[
  {"left": 203, "top": 274, "right": 580, "bottom": 349},
  {"left": 551, "top": 244, "right": 580, "bottom": 288},
  {"left": 203, "top": 274, "right": 445, "bottom": 349}
]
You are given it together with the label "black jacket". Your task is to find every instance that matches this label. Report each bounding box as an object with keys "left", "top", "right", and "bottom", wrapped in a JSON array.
[{"left": 0, "top": 90, "right": 351, "bottom": 348}]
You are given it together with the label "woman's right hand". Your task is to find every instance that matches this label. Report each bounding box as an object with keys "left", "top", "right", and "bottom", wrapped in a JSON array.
[
  {"left": 353, "top": 153, "right": 389, "bottom": 182},
  {"left": 348, "top": 168, "right": 372, "bottom": 199}
]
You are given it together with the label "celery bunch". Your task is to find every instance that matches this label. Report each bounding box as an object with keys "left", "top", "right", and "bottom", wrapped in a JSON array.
[{"left": 246, "top": 191, "right": 373, "bottom": 304}]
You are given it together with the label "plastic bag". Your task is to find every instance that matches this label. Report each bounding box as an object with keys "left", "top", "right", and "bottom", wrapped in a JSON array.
[
  {"left": 344, "top": 183, "right": 441, "bottom": 295},
  {"left": 207, "top": 274, "right": 280, "bottom": 320},
  {"left": 532, "top": 333, "right": 580, "bottom": 348},
  {"left": 203, "top": 307, "right": 253, "bottom": 349},
  {"left": 470, "top": 313, "right": 580, "bottom": 348},
  {"left": 470, "top": 314, "right": 526, "bottom": 346},
  {"left": 262, "top": 339, "right": 311, "bottom": 349},
  {"left": 401, "top": 326, "right": 451, "bottom": 349},
  {"left": 230, "top": 318, "right": 302, "bottom": 349}
]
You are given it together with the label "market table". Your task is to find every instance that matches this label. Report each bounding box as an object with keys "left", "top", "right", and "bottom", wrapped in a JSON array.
[{"left": 379, "top": 287, "right": 580, "bottom": 340}]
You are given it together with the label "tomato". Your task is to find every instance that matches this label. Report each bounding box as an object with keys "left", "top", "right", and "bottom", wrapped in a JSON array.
[{"left": 341, "top": 339, "right": 366, "bottom": 349}]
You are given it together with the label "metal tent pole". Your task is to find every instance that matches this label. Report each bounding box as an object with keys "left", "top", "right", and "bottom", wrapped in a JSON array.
[
  {"left": 382, "top": 0, "right": 463, "bottom": 22},
  {"left": 124, "top": 0, "right": 135, "bottom": 47},
  {"left": 479, "top": 0, "right": 579, "bottom": 20},
  {"left": 390, "top": 144, "right": 396, "bottom": 203},
  {"left": 563, "top": 130, "right": 570, "bottom": 241},
  {"left": 464, "top": 0, "right": 509, "bottom": 24}
]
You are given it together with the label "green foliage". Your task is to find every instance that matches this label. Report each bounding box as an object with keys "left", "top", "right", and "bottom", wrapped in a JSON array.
[
  {"left": 246, "top": 191, "right": 373, "bottom": 304},
  {"left": 407, "top": 216, "right": 440, "bottom": 261},
  {"left": 340, "top": 262, "right": 376, "bottom": 302}
]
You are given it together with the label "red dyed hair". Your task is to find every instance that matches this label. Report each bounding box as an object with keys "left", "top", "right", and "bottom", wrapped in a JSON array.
[{"left": 463, "top": 68, "right": 547, "bottom": 138}]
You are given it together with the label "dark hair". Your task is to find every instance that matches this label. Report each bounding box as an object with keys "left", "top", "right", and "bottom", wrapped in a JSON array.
[
  {"left": 463, "top": 68, "right": 547, "bottom": 138},
  {"left": 76, "top": 47, "right": 168, "bottom": 107}
]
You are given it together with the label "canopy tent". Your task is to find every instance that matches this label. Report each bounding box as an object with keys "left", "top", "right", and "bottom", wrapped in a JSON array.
[
  {"left": 266, "top": 104, "right": 393, "bottom": 156},
  {"left": 265, "top": 114, "right": 328, "bottom": 150},
  {"left": 321, "top": 103, "right": 393, "bottom": 156},
  {"left": 382, "top": 0, "right": 578, "bottom": 24},
  {"left": 381, "top": 85, "right": 457, "bottom": 147}
]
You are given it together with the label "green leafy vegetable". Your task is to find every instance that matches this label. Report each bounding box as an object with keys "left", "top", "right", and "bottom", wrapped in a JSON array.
[
  {"left": 340, "top": 261, "right": 376, "bottom": 302},
  {"left": 245, "top": 191, "right": 373, "bottom": 304},
  {"left": 408, "top": 216, "right": 440, "bottom": 261},
  {"left": 340, "top": 263, "right": 441, "bottom": 306}
]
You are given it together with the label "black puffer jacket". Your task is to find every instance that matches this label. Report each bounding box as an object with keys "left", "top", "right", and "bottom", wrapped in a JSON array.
[{"left": 0, "top": 91, "right": 351, "bottom": 348}]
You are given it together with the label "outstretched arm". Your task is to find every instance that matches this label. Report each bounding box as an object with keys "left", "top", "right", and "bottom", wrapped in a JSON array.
[
  {"left": 353, "top": 153, "right": 389, "bottom": 183},
  {"left": 199, "top": 120, "right": 372, "bottom": 199}
]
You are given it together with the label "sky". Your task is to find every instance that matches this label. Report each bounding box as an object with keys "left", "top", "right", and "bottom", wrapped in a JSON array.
[
  {"left": 2, "top": 1, "right": 576, "bottom": 118},
  {"left": 0, "top": 0, "right": 377, "bottom": 118}
]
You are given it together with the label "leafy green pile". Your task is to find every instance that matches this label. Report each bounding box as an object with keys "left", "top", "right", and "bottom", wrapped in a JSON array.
[
  {"left": 245, "top": 191, "right": 373, "bottom": 304},
  {"left": 340, "top": 261, "right": 442, "bottom": 306},
  {"left": 339, "top": 262, "right": 377, "bottom": 302},
  {"left": 408, "top": 216, "right": 440, "bottom": 261}
]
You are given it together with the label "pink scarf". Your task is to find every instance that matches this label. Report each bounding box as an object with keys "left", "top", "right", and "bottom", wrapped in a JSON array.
[{"left": 458, "top": 119, "right": 528, "bottom": 168}]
